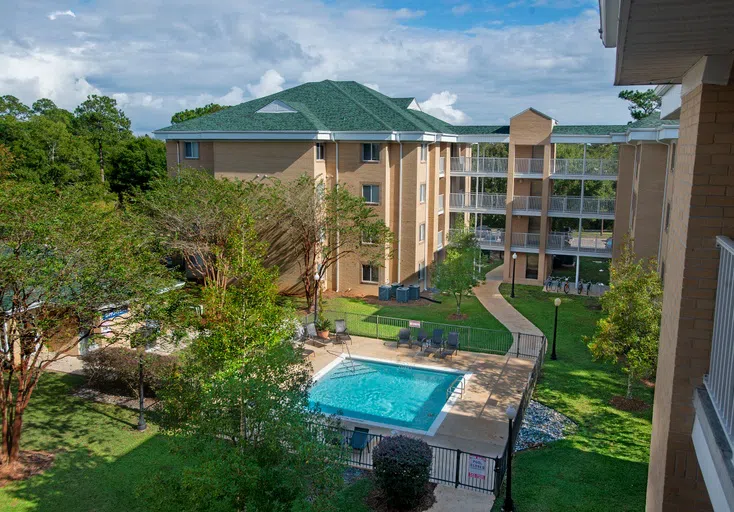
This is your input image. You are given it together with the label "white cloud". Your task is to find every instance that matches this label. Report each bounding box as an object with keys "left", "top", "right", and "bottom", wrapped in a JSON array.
[
  {"left": 419, "top": 91, "right": 470, "bottom": 124},
  {"left": 394, "top": 8, "right": 426, "bottom": 19},
  {"left": 246, "top": 70, "right": 285, "bottom": 99},
  {"left": 48, "top": 10, "right": 75, "bottom": 20},
  {"left": 452, "top": 4, "right": 472, "bottom": 15}
]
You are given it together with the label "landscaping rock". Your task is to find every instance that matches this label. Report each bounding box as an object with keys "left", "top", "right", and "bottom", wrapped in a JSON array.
[{"left": 515, "top": 400, "right": 575, "bottom": 451}]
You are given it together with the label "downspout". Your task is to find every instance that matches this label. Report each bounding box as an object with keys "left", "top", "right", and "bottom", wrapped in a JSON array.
[
  {"left": 423, "top": 141, "right": 430, "bottom": 291},
  {"left": 332, "top": 133, "right": 340, "bottom": 292},
  {"left": 656, "top": 139, "right": 671, "bottom": 269},
  {"left": 176, "top": 140, "right": 181, "bottom": 182},
  {"left": 397, "top": 134, "right": 403, "bottom": 283}
]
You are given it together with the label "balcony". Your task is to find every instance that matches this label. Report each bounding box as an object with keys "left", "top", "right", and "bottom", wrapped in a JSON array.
[
  {"left": 514, "top": 158, "right": 544, "bottom": 177},
  {"left": 438, "top": 194, "right": 445, "bottom": 215},
  {"left": 552, "top": 158, "right": 618, "bottom": 180},
  {"left": 448, "top": 193, "right": 506, "bottom": 214},
  {"left": 546, "top": 231, "right": 612, "bottom": 257},
  {"left": 512, "top": 195, "right": 542, "bottom": 215},
  {"left": 449, "top": 228, "right": 505, "bottom": 250},
  {"left": 449, "top": 157, "right": 508, "bottom": 177},
  {"left": 510, "top": 232, "right": 541, "bottom": 252},
  {"left": 439, "top": 157, "right": 446, "bottom": 177},
  {"left": 548, "top": 196, "right": 616, "bottom": 219},
  {"left": 693, "top": 236, "right": 734, "bottom": 511}
]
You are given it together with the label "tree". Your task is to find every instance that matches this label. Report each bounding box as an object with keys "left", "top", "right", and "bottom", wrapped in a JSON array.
[
  {"left": 170, "top": 103, "right": 229, "bottom": 124},
  {"left": 0, "top": 144, "right": 14, "bottom": 178},
  {"left": 74, "top": 95, "right": 132, "bottom": 183},
  {"left": 587, "top": 240, "right": 662, "bottom": 399},
  {"left": 108, "top": 136, "right": 167, "bottom": 198},
  {"left": 31, "top": 98, "right": 74, "bottom": 126},
  {"left": 0, "top": 95, "right": 30, "bottom": 120},
  {"left": 254, "top": 175, "right": 393, "bottom": 309},
  {"left": 0, "top": 181, "right": 178, "bottom": 464},
  {"left": 618, "top": 89, "right": 661, "bottom": 121},
  {"left": 432, "top": 231, "right": 486, "bottom": 315}
]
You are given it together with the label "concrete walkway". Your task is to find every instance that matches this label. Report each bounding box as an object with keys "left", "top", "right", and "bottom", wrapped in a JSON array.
[
  {"left": 472, "top": 265, "right": 543, "bottom": 355},
  {"left": 429, "top": 486, "right": 494, "bottom": 511}
]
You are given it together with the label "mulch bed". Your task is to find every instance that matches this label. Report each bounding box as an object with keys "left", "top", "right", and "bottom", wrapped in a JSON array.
[
  {"left": 0, "top": 451, "right": 55, "bottom": 487},
  {"left": 609, "top": 395, "right": 650, "bottom": 412},
  {"left": 447, "top": 313, "right": 468, "bottom": 321},
  {"left": 72, "top": 387, "right": 160, "bottom": 410},
  {"left": 365, "top": 482, "right": 437, "bottom": 512}
]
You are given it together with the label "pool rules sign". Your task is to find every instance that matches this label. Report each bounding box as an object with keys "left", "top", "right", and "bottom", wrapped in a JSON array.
[{"left": 468, "top": 455, "right": 487, "bottom": 480}]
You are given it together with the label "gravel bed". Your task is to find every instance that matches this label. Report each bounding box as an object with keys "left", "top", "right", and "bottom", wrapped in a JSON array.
[{"left": 516, "top": 400, "right": 575, "bottom": 451}]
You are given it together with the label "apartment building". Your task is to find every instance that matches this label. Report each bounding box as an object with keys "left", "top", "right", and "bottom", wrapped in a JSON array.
[
  {"left": 155, "top": 80, "right": 674, "bottom": 295},
  {"left": 600, "top": 0, "right": 734, "bottom": 510}
]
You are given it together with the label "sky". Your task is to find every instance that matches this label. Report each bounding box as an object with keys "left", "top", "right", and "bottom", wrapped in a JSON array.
[{"left": 0, "top": 0, "right": 638, "bottom": 134}]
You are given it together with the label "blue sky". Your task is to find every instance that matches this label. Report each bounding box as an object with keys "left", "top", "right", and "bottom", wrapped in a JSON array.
[{"left": 0, "top": 0, "right": 633, "bottom": 134}]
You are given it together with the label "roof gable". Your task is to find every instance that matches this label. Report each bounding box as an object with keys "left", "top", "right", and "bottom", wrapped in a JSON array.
[
  {"left": 511, "top": 107, "right": 555, "bottom": 122},
  {"left": 256, "top": 100, "right": 298, "bottom": 114}
]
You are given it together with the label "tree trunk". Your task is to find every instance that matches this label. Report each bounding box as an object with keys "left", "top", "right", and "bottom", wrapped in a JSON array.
[
  {"left": 600, "top": 219, "right": 604, "bottom": 236},
  {"left": 98, "top": 142, "right": 105, "bottom": 183},
  {"left": 626, "top": 371, "right": 633, "bottom": 400},
  {"left": 6, "top": 414, "right": 22, "bottom": 464}
]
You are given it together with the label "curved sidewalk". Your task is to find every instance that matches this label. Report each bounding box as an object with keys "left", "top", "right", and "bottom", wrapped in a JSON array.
[{"left": 473, "top": 265, "right": 543, "bottom": 355}]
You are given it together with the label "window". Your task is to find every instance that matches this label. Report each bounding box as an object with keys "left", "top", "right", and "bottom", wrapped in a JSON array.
[
  {"left": 361, "top": 230, "right": 375, "bottom": 245},
  {"left": 419, "top": 183, "right": 426, "bottom": 203},
  {"left": 420, "top": 144, "right": 428, "bottom": 163},
  {"left": 670, "top": 143, "right": 676, "bottom": 174},
  {"left": 184, "top": 141, "right": 199, "bottom": 159},
  {"left": 419, "top": 223, "right": 426, "bottom": 242},
  {"left": 437, "top": 231, "right": 444, "bottom": 249},
  {"left": 315, "top": 143, "right": 325, "bottom": 161},
  {"left": 525, "top": 254, "right": 539, "bottom": 280},
  {"left": 362, "top": 143, "right": 381, "bottom": 162},
  {"left": 361, "top": 264, "right": 379, "bottom": 284},
  {"left": 362, "top": 184, "right": 380, "bottom": 204},
  {"left": 418, "top": 262, "right": 426, "bottom": 281},
  {"left": 665, "top": 202, "right": 671, "bottom": 232}
]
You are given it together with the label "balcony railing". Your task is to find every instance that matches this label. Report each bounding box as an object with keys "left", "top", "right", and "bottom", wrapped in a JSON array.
[
  {"left": 546, "top": 232, "right": 612, "bottom": 254},
  {"left": 439, "top": 157, "right": 446, "bottom": 177},
  {"left": 438, "top": 194, "right": 445, "bottom": 214},
  {"left": 449, "top": 193, "right": 506, "bottom": 211},
  {"left": 449, "top": 157, "right": 509, "bottom": 175},
  {"left": 548, "top": 196, "right": 616, "bottom": 216},
  {"left": 448, "top": 228, "right": 505, "bottom": 248},
  {"left": 511, "top": 232, "right": 541, "bottom": 249},
  {"left": 704, "top": 236, "right": 734, "bottom": 453},
  {"left": 512, "top": 195, "right": 542, "bottom": 213},
  {"left": 514, "top": 158, "right": 544, "bottom": 176},
  {"left": 552, "top": 158, "right": 618, "bottom": 178},
  {"left": 437, "top": 230, "right": 444, "bottom": 250}
]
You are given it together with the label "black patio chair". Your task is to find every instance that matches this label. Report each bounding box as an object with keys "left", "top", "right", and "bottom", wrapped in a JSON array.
[
  {"left": 350, "top": 427, "right": 371, "bottom": 458},
  {"left": 425, "top": 329, "right": 444, "bottom": 354},
  {"left": 443, "top": 331, "right": 460, "bottom": 358},
  {"left": 396, "top": 328, "right": 412, "bottom": 348},
  {"left": 334, "top": 319, "right": 351, "bottom": 344}
]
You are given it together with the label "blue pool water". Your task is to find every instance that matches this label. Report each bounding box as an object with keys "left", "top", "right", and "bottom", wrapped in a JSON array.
[{"left": 309, "top": 358, "right": 465, "bottom": 432}]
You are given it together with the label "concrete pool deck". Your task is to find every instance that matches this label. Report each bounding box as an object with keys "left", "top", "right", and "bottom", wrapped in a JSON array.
[{"left": 309, "top": 335, "right": 535, "bottom": 456}]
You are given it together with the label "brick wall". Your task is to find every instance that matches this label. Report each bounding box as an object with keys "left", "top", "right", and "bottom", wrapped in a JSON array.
[{"left": 646, "top": 72, "right": 734, "bottom": 511}]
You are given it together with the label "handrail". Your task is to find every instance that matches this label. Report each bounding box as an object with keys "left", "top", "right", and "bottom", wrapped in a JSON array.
[{"left": 447, "top": 375, "right": 465, "bottom": 400}]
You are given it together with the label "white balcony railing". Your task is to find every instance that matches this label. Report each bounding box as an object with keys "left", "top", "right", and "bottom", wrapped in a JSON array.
[
  {"left": 552, "top": 158, "right": 618, "bottom": 178},
  {"left": 549, "top": 196, "right": 616, "bottom": 216},
  {"left": 439, "top": 157, "right": 445, "bottom": 177},
  {"left": 438, "top": 194, "right": 445, "bottom": 214},
  {"left": 514, "top": 158, "right": 544, "bottom": 175},
  {"left": 437, "top": 230, "right": 444, "bottom": 250},
  {"left": 704, "top": 236, "right": 734, "bottom": 453},
  {"left": 449, "top": 157, "right": 508, "bottom": 175},
  {"left": 546, "top": 231, "right": 612, "bottom": 254},
  {"left": 449, "top": 193, "right": 506, "bottom": 211},
  {"left": 512, "top": 195, "right": 542, "bottom": 213},
  {"left": 448, "top": 228, "right": 505, "bottom": 247},
  {"left": 511, "top": 232, "right": 541, "bottom": 249}
]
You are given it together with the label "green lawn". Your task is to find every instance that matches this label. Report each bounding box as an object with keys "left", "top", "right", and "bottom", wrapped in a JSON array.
[
  {"left": 491, "top": 284, "right": 653, "bottom": 512},
  {"left": 552, "top": 257, "right": 611, "bottom": 285},
  {"left": 0, "top": 373, "right": 191, "bottom": 512}
]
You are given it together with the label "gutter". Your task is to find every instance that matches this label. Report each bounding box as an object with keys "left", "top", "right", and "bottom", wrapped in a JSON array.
[{"left": 397, "top": 134, "right": 403, "bottom": 283}]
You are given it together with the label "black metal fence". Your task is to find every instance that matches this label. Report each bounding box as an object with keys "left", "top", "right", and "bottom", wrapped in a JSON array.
[{"left": 305, "top": 310, "right": 545, "bottom": 360}]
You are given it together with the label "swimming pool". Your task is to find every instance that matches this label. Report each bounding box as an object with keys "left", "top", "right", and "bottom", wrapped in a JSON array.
[{"left": 309, "top": 356, "right": 470, "bottom": 435}]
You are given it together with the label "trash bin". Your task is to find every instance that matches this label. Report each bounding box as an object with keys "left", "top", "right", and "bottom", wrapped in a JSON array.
[
  {"left": 408, "top": 284, "right": 420, "bottom": 301},
  {"left": 378, "top": 285, "right": 391, "bottom": 301},
  {"left": 396, "top": 287, "right": 410, "bottom": 303},
  {"left": 391, "top": 282, "right": 401, "bottom": 299}
]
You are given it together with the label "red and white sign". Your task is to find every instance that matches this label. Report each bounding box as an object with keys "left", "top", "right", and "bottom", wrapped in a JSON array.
[
  {"left": 408, "top": 320, "right": 421, "bottom": 328},
  {"left": 468, "top": 455, "right": 487, "bottom": 480}
]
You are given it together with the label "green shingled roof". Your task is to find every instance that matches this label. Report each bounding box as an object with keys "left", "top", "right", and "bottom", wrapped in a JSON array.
[
  {"left": 552, "top": 124, "right": 628, "bottom": 135},
  {"left": 627, "top": 112, "right": 678, "bottom": 129}
]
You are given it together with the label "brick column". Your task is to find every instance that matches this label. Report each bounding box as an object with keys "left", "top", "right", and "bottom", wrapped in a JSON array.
[{"left": 646, "top": 70, "right": 734, "bottom": 511}]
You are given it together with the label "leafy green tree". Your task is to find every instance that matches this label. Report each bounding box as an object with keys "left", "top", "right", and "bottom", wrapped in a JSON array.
[
  {"left": 0, "top": 144, "right": 13, "bottom": 178},
  {"left": 170, "top": 103, "right": 229, "bottom": 124},
  {"left": 618, "top": 89, "right": 662, "bottom": 121},
  {"left": 587, "top": 240, "right": 662, "bottom": 399},
  {"left": 31, "top": 98, "right": 74, "bottom": 126},
  {"left": 0, "top": 181, "right": 178, "bottom": 464},
  {"left": 74, "top": 94, "right": 132, "bottom": 183},
  {"left": 0, "top": 95, "right": 30, "bottom": 120},
  {"left": 108, "top": 136, "right": 167, "bottom": 197},
  {"left": 432, "top": 231, "right": 486, "bottom": 315}
]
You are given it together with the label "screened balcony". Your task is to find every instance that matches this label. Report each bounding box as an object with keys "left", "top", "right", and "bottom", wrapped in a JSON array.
[
  {"left": 449, "top": 157, "right": 508, "bottom": 177},
  {"left": 548, "top": 196, "right": 616, "bottom": 219},
  {"left": 448, "top": 193, "right": 506, "bottom": 214},
  {"left": 512, "top": 196, "right": 542, "bottom": 215},
  {"left": 546, "top": 232, "right": 612, "bottom": 257},
  {"left": 552, "top": 158, "right": 618, "bottom": 179},
  {"left": 448, "top": 228, "right": 505, "bottom": 250},
  {"left": 514, "top": 158, "right": 544, "bottom": 177}
]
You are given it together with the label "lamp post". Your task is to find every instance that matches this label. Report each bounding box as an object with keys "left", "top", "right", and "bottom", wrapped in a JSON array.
[
  {"left": 313, "top": 272, "right": 321, "bottom": 322},
  {"left": 510, "top": 252, "right": 518, "bottom": 298},
  {"left": 551, "top": 297, "right": 561, "bottom": 360},
  {"left": 504, "top": 405, "right": 517, "bottom": 512},
  {"left": 137, "top": 345, "right": 147, "bottom": 432}
]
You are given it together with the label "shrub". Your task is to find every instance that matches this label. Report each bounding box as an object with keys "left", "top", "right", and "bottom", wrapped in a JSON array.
[
  {"left": 81, "top": 347, "right": 179, "bottom": 397},
  {"left": 373, "top": 435, "right": 433, "bottom": 509}
]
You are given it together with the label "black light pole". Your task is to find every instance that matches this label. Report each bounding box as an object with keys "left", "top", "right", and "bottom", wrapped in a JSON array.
[
  {"left": 551, "top": 297, "right": 561, "bottom": 360},
  {"left": 137, "top": 347, "right": 147, "bottom": 432},
  {"left": 504, "top": 405, "right": 517, "bottom": 512},
  {"left": 313, "top": 272, "right": 320, "bottom": 322},
  {"left": 510, "top": 252, "right": 518, "bottom": 298}
]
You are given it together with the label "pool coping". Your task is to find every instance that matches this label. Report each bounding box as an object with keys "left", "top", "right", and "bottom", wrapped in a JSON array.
[{"left": 311, "top": 354, "right": 474, "bottom": 437}]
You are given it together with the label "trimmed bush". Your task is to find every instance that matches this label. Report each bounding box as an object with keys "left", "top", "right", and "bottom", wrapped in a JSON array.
[
  {"left": 372, "top": 435, "right": 433, "bottom": 509},
  {"left": 81, "top": 347, "right": 178, "bottom": 397}
]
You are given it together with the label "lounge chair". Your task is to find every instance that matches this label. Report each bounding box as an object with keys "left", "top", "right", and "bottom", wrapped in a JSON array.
[
  {"left": 443, "top": 331, "right": 460, "bottom": 358},
  {"left": 304, "top": 322, "right": 328, "bottom": 348},
  {"left": 425, "top": 329, "right": 444, "bottom": 354},
  {"left": 334, "top": 319, "right": 351, "bottom": 344},
  {"left": 416, "top": 328, "right": 429, "bottom": 348},
  {"left": 396, "top": 328, "right": 412, "bottom": 348},
  {"left": 350, "top": 426, "right": 371, "bottom": 454}
]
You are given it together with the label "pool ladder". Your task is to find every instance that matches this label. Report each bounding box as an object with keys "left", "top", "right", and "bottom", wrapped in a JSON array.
[
  {"left": 446, "top": 376, "right": 465, "bottom": 400},
  {"left": 328, "top": 342, "right": 377, "bottom": 379}
]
